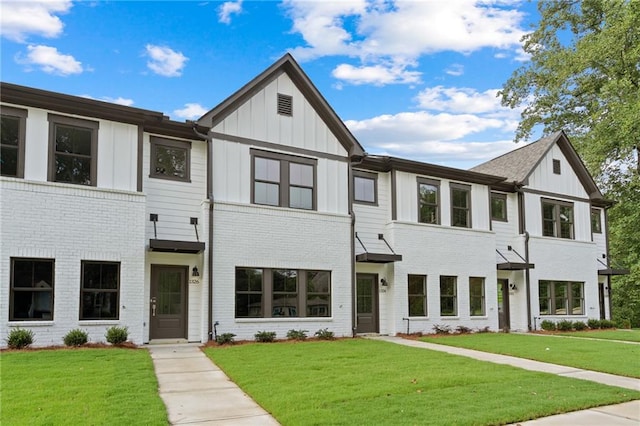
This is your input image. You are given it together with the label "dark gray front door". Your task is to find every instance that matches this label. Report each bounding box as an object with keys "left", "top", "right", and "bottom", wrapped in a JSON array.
[
  {"left": 356, "top": 274, "right": 378, "bottom": 333},
  {"left": 498, "top": 279, "right": 510, "bottom": 331},
  {"left": 150, "top": 265, "right": 187, "bottom": 339}
]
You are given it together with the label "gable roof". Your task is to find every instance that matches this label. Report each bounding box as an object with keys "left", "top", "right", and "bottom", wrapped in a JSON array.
[
  {"left": 197, "top": 53, "right": 365, "bottom": 158},
  {"left": 471, "top": 131, "right": 608, "bottom": 204}
]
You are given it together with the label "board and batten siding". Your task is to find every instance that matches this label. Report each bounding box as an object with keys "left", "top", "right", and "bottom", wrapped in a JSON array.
[
  {"left": 143, "top": 134, "right": 208, "bottom": 242},
  {"left": 524, "top": 192, "right": 592, "bottom": 242},
  {"left": 353, "top": 171, "right": 392, "bottom": 254},
  {"left": 527, "top": 144, "right": 589, "bottom": 198},
  {"left": 212, "top": 73, "right": 348, "bottom": 157},
  {"left": 5, "top": 104, "right": 139, "bottom": 192}
]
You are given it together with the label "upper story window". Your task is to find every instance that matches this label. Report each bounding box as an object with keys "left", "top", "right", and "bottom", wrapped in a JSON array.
[
  {"left": 591, "top": 208, "right": 602, "bottom": 234},
  {"left": 1, "top": 106, "right": 27, "bottom": 178},
  {"left": 251, "top": 149, "right": 316, "bottom": 210},
  {"left": 542, "top": 199, "right": 574, "bottom": 239},
  {"left": 451, "top": 183, "right": 471, "bottom": 228},
  {"left": 48, "top": 114, "right": 99, "bottom": 186},
  {"left": 150, "top": 137, "right": 191, "bottom": 182},
  {"left": 353, "top": 170, "right": 377, "bottom": 205},
  {"left": 10, "top": 258, "right": 55, "bottom": 321},
  {"left": 80, "top": 261, "right": 120, "bottom": 320},
  {"left": 490, "top": 192, "right": 507, "bottom": 222},
  {"left": 418, "top": 178, "right": 440, "bottom": 224}
]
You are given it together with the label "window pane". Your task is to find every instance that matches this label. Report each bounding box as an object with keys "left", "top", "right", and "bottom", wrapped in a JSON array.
[
  {"left": 255, "top": 157, "right": 280, "bottom": 182},
  {"left": 307, "top": 271, "right": 330, "bottom": 293},
  {"left": 307, "top": 295, "right": 330, "bottom": 317},
  {"left": 559, "top": 205, "right": 573, "bottom": 238},
  {"left": 55, "top": 125, "right": 92, "bottom": 155},
  {"left": 419, "top": 183, "right": 438, "bottom": 224},
  {"left": 289, "top": 186, "right": 313, "bottom": 209},
  {"left": 419, "top": 183, "right": 437, "bottom": 204},
  {"left": 451, "top": 188, "right": 468, "bottom": 208},
  {"left": 155, "top": 146, "right": 187, "bottom": 179},
  {"left": 452, "top": 208, "right": 469, "bottom": 227},
  {"left": 591, "top": 209, "right": 602, "bottom": 233},
  {"left": 354, "top": 176, "right": 375, "bottom": 202},
  {"left": 55, "top": 154, "right": 92, "bottom": 185},
  {"left": 82, "top": 291, "right": 118, "bottom": 319},
  {"left": 1, "top": 146, "right": 18, "bottom": 176},
  {"left": 542, "top": 203, "right": 555, "bottom": 220},
  {"left": 491, "top": 196, "right": 506, "bottom": 220},
  {"left": 1, "top": 116, "right": 19, "bottom": 146},
  {"left": 469, "top": 277, "right": 485, "bottom": 316},
  {"left": 290, "top": 163, "right": 313, "bottom": 186},
  {"left": 554, "top": 282, "right": 568, "bottom": 314},
  {"left": 571, "top": 282, "right": 584, "bottom": 314},
  {"left": 408, "top": 275, "right": 425, "bottom": 294},
  {"left": 254, "top": 182, "right": 279, "bottom": 205},
  {"left": 83, "top": 263, "right": 102, "bottom": 289},
  {"left": 272, "top": 295, "right": 298, "bottom": 317},
  {"left": 273, "top": 270, "right": 297, "bottom": 292}
]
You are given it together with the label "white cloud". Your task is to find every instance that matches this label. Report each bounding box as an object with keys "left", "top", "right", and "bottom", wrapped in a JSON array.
[
  {"left": 17, "top": 44, "right": 82, "bottom": 75},
  {"left": 415, "top": 86, "right": 505, "bottom": 114},
  {"left": 145, "top": 44, "right": 188, "bottom": 77},
  {"left": 173, "top": 103, "right": 209, "bottom": 120},
  {"left": 0, "top": 1, "right": 72, "bottom": 42},
  {"left": 80, "top": 95, "right": 135, "bottom": 106},
  {"left": 218, "top": 0, "right": 242, "bottom": 24},
  {"left": 445, "top": 64, "right": 464, "bottom": 76},
  {"left": 284, "top": 0, "right": 528, "bottom": 86},
  {"left": 332, "top": 62, "right": 421, "bottom": 86}
]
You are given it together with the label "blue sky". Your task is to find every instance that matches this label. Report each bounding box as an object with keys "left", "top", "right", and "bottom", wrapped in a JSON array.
[{"left": 0, "top": 0, "right": 542, "bottom": 169}]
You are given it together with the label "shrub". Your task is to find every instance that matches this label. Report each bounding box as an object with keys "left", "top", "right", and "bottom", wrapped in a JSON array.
[
  {"left": 600, "top": 319, "right": 615, "bottom": 329},
  {"left": 216, "top": 333, "right": 236, "bottom": 345},
  {"left": 105, "top": 326, "right": 128, "bottom": 345},
  {"left": 64, "top": 329, "right": 89, "bottom": 347},
  {"left": 587, "top": 319, "right": 601, "bottom": 329},
  {"left": 540, "top": 320, "right": 556, "bottom": 331},
  {"left": 254, "top": 331, "right": 276, "bottom": 343},
  {"left": 615, "top": 318, "right": 631, "bottom": 329},
  {"left": 455, "top": 325, "right": 472, "bottom": 334},
  {"left": 286, "top": 329, "right": 308, "bottom": 341},
  {"left": 6, "top": 327, "right": 34, "bottom": 349},
  {"left": 314, "top": 328, "right": 335, "bottom": 340},
  {"left": 573, "top": 321, "right": 587, "bottom": 331},
  {"left": 557, "top": 320, "right": 574, "bottom": 331},
  {"left": 476, "top": 326, "right": 492, "bottom": 333},
  {"left": 432, "top": 324, "right": 451, "bottom": 335}
]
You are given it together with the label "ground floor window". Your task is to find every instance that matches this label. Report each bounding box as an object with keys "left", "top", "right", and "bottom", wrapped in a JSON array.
[
  {"left": 80, "top": 261, "right": 120, "bottom": 320},
  {"left": 235, "top": 267, "right": 331, "bottom": 318},
  {"left": 539, "top": 280, "right": 584, "bottom": 315},
  {"left": 408, "top": 275, "right": 427, "bottom": 316},
  {"left": 469, "top": 277, "right": 485, "bottom": 316},
  {"left": 10, "top": 258, "right": 55, "bottom": 321},
  {"left": 440, "top": 276, "right": 457, "bottom": 316}
]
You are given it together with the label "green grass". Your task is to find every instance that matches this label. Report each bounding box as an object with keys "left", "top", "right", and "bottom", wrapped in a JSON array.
[
  {"left": 420, "top": 333, "right": 640, "bottom": 378},
  {"left": 203, "top": 339, "right": 639, "bottom": 426},
  {"left": 555, "top": 329, "right": 640, "bottom": 342},
  {"left": 1, "top": 348, "right": 168, "bottom": 425}
]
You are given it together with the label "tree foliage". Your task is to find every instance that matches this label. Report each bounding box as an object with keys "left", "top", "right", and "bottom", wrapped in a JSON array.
[{"left": 500, "top": 0, "right": 640, "bottom": 326}]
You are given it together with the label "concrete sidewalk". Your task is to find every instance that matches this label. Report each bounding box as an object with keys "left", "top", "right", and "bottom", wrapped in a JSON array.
[
  {"left": 148, "top": 343, "right": 280, "bottom": 425},
  {"left": 370, "top": 336, "right": 640, "bottom": 425}
]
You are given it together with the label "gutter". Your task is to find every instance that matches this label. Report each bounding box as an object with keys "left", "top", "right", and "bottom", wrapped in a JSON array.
[
  {"left": 192, "top": 123, "right": 215, "bottom": 342},
  {"left": 515, "top": 183, "right": 532, "bottom": 331},
  {"left": 349, "top": 153, "right": 366, "bottom": 337}
]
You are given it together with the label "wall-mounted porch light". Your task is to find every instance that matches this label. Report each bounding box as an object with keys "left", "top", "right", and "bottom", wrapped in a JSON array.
[{"left": 192, "top": 266, "right": 200, "bottom": 277}]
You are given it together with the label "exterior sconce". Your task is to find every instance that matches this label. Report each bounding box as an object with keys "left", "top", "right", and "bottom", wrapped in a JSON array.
[
  {"left": 509, "top": 283, "right": 517, "bottom": 291},
  {"left": 381, "top": 278, "right": 388, "bottom": 286},
  {"left": 192, "top": 266, "right": 200, "bottom": 277}
]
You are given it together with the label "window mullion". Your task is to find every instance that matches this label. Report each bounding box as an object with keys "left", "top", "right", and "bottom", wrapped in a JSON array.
[{"left": 281, "top": 160, "right": 289, "bottom": 207}]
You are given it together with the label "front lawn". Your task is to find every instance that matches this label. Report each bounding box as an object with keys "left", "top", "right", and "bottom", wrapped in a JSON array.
[
  {"left": 555, "top": 329, "right": 640, "bottom": 343},
  {"left": 420, "top": 333, "right": 640, "bottom": 378},
  {"left": 1, "top": 348, "right": 168, "bottom": 425},
  {"left": 203, "top": 338, "right": 639, "bottom": 426}
]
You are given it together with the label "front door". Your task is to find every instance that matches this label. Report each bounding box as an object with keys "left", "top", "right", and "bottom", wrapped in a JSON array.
[
  {"left": 356, "top": 274, "right": 378, "bottom": 334},
  {"left": 497, "top": 279, "right": 510, "bottom": 331},
  {"left": 150, "top": 265, "right": 188, "bottom": 339}
]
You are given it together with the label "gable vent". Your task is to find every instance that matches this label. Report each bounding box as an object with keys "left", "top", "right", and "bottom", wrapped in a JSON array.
[
  {"left": 277, "top": 93, "right": 293, "bottom": 116},
  {"left": 553, "top": 159, "right": 561, "bottom": 174}
]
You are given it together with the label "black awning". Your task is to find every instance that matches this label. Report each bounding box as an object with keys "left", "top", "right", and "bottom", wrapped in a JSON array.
[
  {"left": 598, "top": 268, "right": 630, "bottom": 276},
  {"left": 149, "top": 239, "right": 205, "bottom": 254},
  {"left": 497, "top": 262, "right": 535, "bottom": 270},
  {"left": 356, "top": 252, "right": 403, "bottom": 263}
]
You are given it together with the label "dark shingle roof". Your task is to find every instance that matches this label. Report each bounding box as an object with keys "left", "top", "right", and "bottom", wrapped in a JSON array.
[{"left": 470, "top": 131, "right": 562, "bottom": 184}]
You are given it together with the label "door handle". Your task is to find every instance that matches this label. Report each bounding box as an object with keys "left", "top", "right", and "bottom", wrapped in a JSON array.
[{"left": 150, "top": 297, "right": 157, "bottom": 317}]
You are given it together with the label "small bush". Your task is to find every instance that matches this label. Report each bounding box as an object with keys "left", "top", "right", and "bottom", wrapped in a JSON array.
[
  {"left": 432, "top": 324, "right": 451, "bottom": 335},
  {"left": 254, "top": 331, "right": 276, "bottom": 343},
  {"left": 455, "top": 325, "right": 472, "bottom": 334},
  {"left": 556, "top": 320, "right": 574, "bottom": 331},
  {"left": 600, "top": 319, "right": 615, "bottom": 329},
  {"left": 314, "top": 328, "right": 335, "bottom": 340},
  {"left": 476, "top": 326, "right": 492, "bottom": 333},
  {"left": 6, "top": 327, "right": 34, "bottom": 349},
  {"left": 216, "top": 333, "right": 236, "bottom": 345},
  {"left": 615, "top": 318, "right": 631, "bottom": 329},
  {"left": 286, "top": 329, "right": 308, "bottom": 340},
  {"left": 587, "top": 319, "right": 601, "bottom": 329},
  {"left": 573, "top": 321, "right": 587, "bottom": 331},
  {"left": 105, "top": 326, "right": 128, "bottom": 345},
  {"left": 64, "top": 329, "right": 89, "bottom": 346},
  {"left": 540, "top": 320, "right": 556, "bottom": 331}
]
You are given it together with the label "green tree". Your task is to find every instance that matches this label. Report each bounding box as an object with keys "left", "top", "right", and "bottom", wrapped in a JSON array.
[{"left": 500, "top": 0, "right": 640, "bottom": 326}]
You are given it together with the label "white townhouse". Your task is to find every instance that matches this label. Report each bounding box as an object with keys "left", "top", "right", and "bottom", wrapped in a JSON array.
[{"left": 0, "top": 54, "right": 622, "bottom": 346}]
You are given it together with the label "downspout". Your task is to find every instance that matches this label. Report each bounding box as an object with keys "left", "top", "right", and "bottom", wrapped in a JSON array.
[
  {"left": 192, "top": 123, "right": 215, "bottom": 342},
  {"left": 515, "top": 184, "right": 532, "bottom": 331},
  {"left": 603, "top": 205, "right": 612, "bottom": 320},
  {"left": 349, "top": 154, "right": 366, "bottom": 337}
]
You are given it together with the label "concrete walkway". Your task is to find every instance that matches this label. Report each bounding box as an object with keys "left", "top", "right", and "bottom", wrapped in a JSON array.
[
  {"left": 148, "top": 343, "right": 280, "bottom": 425},
  {"left": 370, "top": 336, "right": 640, "bottom": 425},
  {"left": 147, "top": 338, "right": 639, "bottom": 426}
]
